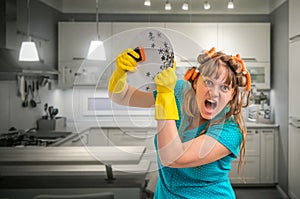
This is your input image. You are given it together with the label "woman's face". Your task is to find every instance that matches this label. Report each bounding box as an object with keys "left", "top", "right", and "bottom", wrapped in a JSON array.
[{"left": 195, "top": 65, "right": 235, "bottom": 120}]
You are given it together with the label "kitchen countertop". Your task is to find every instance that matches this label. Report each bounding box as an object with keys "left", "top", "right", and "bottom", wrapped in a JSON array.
[
  {"left": 53, "top": 119, "right": 279, "bottom": 146},
  {"left": 64, "top": 119, "right": 279, "bottom": 134}
]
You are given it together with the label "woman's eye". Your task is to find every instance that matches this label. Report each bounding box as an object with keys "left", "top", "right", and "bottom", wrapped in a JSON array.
[
  {"left": 204, "top": 79, "right": 213, "bottom": 87},
  {"left": 220, "top": 85, "right": 229, "bottom": 92}
]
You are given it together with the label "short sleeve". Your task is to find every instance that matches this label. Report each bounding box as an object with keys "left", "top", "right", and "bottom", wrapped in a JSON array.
[{"left": 205, "top": 121, "right": 242, "bottom": 158}]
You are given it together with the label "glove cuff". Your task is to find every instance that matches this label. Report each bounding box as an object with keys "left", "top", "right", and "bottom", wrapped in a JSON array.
[
  {"left": 155, "top": 92, "right": 179, "bottom": 120},
  {"left": 108, "top": 69, "right": 127, "bottom": 93}
]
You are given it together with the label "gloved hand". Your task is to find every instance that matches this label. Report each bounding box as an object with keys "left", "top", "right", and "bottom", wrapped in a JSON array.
[
  {"left": 108, "top": 48, "right": 140, "bottom": 93},
  {"left": 154, "top": 67, "right": 179, "bottom": 120}
]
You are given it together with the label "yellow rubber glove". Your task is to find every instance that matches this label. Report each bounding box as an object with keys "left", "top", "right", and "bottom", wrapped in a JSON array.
[
  {"left": 108, "top": 48, "right": 140, "bottom": 93},
  {"left": 154, "top": 67, "right": 179, "bottom": 120}
]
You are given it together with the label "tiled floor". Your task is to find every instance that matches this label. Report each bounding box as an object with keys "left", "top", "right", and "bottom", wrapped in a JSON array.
[{"left": 234, "top": 187, "right": 284, "bottom": 199}]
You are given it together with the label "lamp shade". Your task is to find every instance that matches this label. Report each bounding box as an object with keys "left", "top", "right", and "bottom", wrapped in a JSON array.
[
  {"left": 165, "top": 1, "right": 171, "bottom": 10},
  {"left": 182, "top": 2, "right": 189, "bottom": 10},
  {"left": 144, "top": 0, "right": 151, "bottom": 6},
  {"left": 227, "top": 1, "right": 234, "bottom": 9},
  {"left": 87, "top": 40, "right": 106, "bottom": 60},
  {"left": 19, "top": 41, "right": 39, "bottom": 61}
]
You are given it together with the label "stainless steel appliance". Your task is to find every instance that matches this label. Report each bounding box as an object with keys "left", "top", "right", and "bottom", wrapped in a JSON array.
[{"left": 0, "top": 127, "right": 71, "bottom": 147}]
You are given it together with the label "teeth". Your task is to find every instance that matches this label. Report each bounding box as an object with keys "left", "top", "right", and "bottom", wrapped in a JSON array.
[{"left": 206, "top": 99, "right": 216, "bottom": 104}]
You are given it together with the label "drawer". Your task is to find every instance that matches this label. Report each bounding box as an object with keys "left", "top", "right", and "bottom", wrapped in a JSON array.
[
  {"left": 229, "top": 156, "right": 260, "bottom": 184},
  {"left": 246, "top": 129, "right": 260, "bottom": 156}
]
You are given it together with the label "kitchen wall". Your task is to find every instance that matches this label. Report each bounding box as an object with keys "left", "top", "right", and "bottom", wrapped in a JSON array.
[
  {"left": 0, "top": 2, "right": 273, "bottom": 130},
  {"left": 14, "top": 0, "right": 61, "bottom": 68},
  {"left": 270, "top": 1, "right": 289, "bottom": 194},
  {"left": 0, "top": 2, "right": 290, "bottom": 193},
  {"left": 0, "top": 80, "right": 65, "bottom": 131}
]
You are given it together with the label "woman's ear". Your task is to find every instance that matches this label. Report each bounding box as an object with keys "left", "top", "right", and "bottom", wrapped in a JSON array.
[{"left": 192, "top": 78, "right": 198, "bottom": 90}]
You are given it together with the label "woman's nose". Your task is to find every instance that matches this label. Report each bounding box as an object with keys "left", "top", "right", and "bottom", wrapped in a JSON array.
[{"left": 208, "top": 86, "right": 219, "bottom": 97}]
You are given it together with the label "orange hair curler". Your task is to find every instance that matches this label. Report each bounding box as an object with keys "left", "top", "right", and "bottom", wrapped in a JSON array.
[{"left": 235, "top": 54, "right": 251, "bottom": 91}]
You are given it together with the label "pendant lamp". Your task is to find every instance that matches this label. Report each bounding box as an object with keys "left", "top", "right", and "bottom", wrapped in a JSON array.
[
  {"left": 87, "top": 0, "right": 106, "bottom": 60},
  {"left": 19, "top": 0, "right": 39, "bottom": 61}
]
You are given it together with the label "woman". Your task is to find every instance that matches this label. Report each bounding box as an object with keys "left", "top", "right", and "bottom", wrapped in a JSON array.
[{"left": 108, "top": 47, "right": 251, "bottom": 198}]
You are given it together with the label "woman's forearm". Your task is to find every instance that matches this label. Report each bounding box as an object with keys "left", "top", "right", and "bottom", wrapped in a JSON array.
[
  {"left": 157, "top": 120, "right": 185, "bottom": 166},
  {"left": 108, "top": 84, "right": 129, "bottom": 105}
]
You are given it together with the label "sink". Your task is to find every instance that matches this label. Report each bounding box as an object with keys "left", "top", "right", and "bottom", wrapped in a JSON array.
[
  {"left": 33, "top": 131, "right": 72, "bottom": 139},
  {"left": 29, "top": 130, "right": 72, "bottom": 139}
]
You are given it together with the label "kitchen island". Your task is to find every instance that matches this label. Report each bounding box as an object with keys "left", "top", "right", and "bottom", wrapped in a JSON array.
[{"left": 0, "top": 146, "right": 150, "bottom": 199}]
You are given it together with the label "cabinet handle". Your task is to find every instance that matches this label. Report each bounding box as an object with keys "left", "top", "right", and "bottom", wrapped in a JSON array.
[
  {"left": 289, "top": 35, "right": 300, "bottom": 43},
  {"left": 262, "top": 130, "right": 273, "bottom": 133},
  {"left": 290, "top": 122, "right": 300, "bottom": 129},
  {"left": 72, "top": 57, "right": 85, "bottom": 60},
  {"left": 242, "top": 58, "right": 257, "bottom": 62}
]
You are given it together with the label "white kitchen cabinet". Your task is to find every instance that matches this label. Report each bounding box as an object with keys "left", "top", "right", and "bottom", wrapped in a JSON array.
[
  {"left": 289, "top": 121, "right": 300, "bottom": 199},
  {"left": 111, "top": 22, "right": 165, "bottom": 59},
  {"left": 246, "top": 62, "right": 271, "bottom": 90},
  {"left": 58, "top": 22, "right": 113, "bottom": 89},
  {"left": 289, "top": 40, "right": 300, "bottom": 117},
  {"left": 229, "top": 127, "right": 277, "bottom": 184},
  {"left": 218, "top": 23, "right": 270, "bottom": 62},
  {"left": 289, "top": 0, "right": 300, "bottom": 39},
  {"left": 260, "top": 129, "right": 275, "bottom": 183},
  {"left": 164, "top": 23, "right": 218, "bottom": 62},
  {"left": 229, "top": 129, "right": 260, "bottom": 184}
]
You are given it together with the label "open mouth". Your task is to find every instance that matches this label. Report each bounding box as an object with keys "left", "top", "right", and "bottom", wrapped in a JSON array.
[{"left": 204, "top": 99, "right": 217, "bottom": 111}]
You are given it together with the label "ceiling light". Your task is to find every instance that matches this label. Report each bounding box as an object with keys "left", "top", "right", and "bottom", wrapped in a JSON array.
[
  {"left": 19, "top": 0, "right": 39, "bottom": 61},
  {"left": 203, "top": 1, "right": 211, "bottom": 10},
  {"left": 182, "top": 1, "right": 189, "bottom": 11},
  {"left": 227, "top": 0, "right": 234, "bottom": 9},
  {"left": 144, "top": 0, "right": 151, "bottom": 6},
  {"left": 165, "top": 1, "right": 171, "bottom": 10},
  {"left": 87, "top": 0, "right": 106, "bottom": 60}
]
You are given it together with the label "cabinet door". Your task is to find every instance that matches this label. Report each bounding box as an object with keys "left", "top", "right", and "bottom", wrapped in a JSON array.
[
  {"left": 111, "top": 22, "right": 165, "bottom": 59},
  {"left": 289, "top": 41, "right": 300, "bottom": 117},
  {"left": 164, "top": 23, "right": 218, "bottom": 62},
  {"left": 59, "top": 22, "right": 112, "bottom": 61},
  {"left": 58, "top": 22, "right": 112, "bottom": 88},
  {"left": 88, "top": 128, "right": 109, "bottom": 146},
  {"left": 229, "top": 129, "right": 260, "bottom": 184},
  {"left": 218, "top": 23, "right": 270, "bottom": 62},
  {"left": 246, "top": 129, "right": 260, "bottom": 156},
  {"left": 247, "top": 62, "right": 270, "bottom": 90},
  {"left": 289, "top": 0, "right": 300, "bottom": 39},
  {"left": 289, "top": 123, "right": 300, "bottom": 199},
  {"left": 229, "top": 156, "right": 260, "bottom": 184},
  {"left": 260, "top": 129, "right": 274, "bottom": 183}
]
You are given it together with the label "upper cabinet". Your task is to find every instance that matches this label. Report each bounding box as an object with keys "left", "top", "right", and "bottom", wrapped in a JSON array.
[
  {"left": 218, "top": 23, "right": 270, "bottom": 62},
  {"left": 58, "top": 22, "right": 112, "bottom": 61},
  {"left": 58, "top": 22, "right": 112, "bottom": 89},
  {"left": 289, "top": 0, "right": 300, "bottom": 40},
  {"left": 58, "top": 22, "right": 271, "bottom": 89},
  {"left": 164, "top": 23, "right": 218, "bottom": 62}
]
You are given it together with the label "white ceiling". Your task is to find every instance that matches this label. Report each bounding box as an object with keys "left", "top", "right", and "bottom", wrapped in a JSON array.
[{"left": 40, "top": 0, "right": 287, "bottom": 15}]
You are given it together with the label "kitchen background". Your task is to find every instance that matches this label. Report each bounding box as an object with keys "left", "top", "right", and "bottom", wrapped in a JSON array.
[{"left": 0, "top": 0, "right": 298, "bottom": 198}]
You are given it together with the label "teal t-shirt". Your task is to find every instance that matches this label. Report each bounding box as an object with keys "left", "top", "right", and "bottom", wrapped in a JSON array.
[{"left": 153, "top": 80, "right": 242, "bottom": 199}]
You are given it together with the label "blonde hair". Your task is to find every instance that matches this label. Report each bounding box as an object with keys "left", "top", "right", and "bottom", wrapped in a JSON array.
[{"left": 182, "top": 51, "right": 250, "bottom": 180}]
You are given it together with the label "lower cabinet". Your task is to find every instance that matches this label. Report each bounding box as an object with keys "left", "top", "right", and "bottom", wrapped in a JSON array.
[
  {"left": 228, "top": 127, "right": 277, "bottom": 184},
  {"left": 107, "top": 128, "right": 157, "bottom": 163}
]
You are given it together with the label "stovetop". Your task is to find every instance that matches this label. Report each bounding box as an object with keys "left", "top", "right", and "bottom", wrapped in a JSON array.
[{"left": 0, "top": 127, "right": 71, "bottom": 147}]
